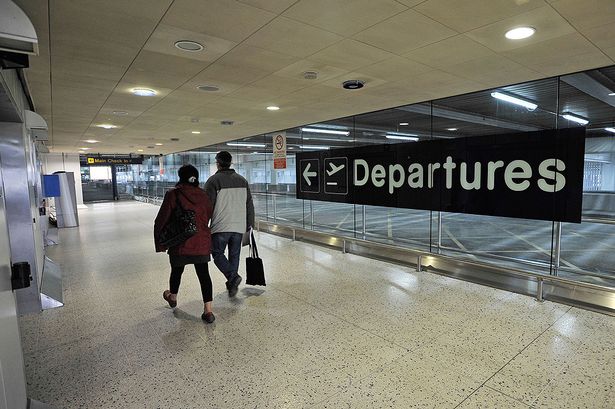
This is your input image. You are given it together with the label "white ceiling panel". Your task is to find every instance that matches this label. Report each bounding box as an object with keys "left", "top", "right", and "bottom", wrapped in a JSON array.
[
  {"left": 236, "top": 0, "right": 299, "bottom": 14},
  {"left": 405, "top": 35, "right": 495, "bottom": 70},
  {"left": 245, "top": 17, "right": 343, "bottom": 58},
  {"left": 309, "top": 39, "right": 395, "bottom": 72},
  {"left": 466, "top": 6, "right": 576, "bottom": 52},
  {"left": 162, "top": 0, "right": 276, "bottom": 43},
  {"left": 283, "top": 0, "right": 407, "bottom": 36},
  {"left": 415, "top": 0, "right": 547, "bottom": 33},
  {"left": 353, "top": 9, "right": 458, "bottom": 54},
  {"left": 549, "top": 0, "right": 615, "bottom": 30}
]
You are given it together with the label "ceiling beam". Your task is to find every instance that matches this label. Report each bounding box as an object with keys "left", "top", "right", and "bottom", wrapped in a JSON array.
[{"left": 561, "top": 72, "right": 615, "bottom": 109}]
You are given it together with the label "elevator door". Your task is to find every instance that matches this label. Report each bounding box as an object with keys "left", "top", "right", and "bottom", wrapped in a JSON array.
[
  {"left": 0, "top": 161, "right": 28, "bottom": 409},
  {"left": 81, "top": 165, "right": 114, "bottom": 202}
]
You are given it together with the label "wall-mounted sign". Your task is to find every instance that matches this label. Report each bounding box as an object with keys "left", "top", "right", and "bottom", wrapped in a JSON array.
[
  {"left": 273, "top": 132, "right": 286, "bottom": 169},
  {"left": 296, "top": 128, "right": 585, "bottom": 223},
  {"left": 80, "top": 156, "right": 143, "bottom": 166}
]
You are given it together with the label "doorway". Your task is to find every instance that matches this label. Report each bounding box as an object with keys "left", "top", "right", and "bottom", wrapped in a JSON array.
[{"left": 80, "top": 165, "right": 114, "bottom": 202}]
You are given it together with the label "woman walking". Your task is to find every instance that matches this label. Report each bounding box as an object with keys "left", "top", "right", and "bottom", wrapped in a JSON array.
[{"left": 154, "top": 165, "right": 216, "bottom": 323}]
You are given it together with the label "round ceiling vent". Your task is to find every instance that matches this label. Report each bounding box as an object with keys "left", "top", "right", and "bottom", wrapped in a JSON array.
[
  {"left": 304, "top": 71, "right": 318, "bottom": 80},
  {"left": 174, "top": 40, "right": 204, "bottom": 52},
  {"left": 196, "top": 84, "right": 220, "bottom": 92},
  {"left": 220, "top": 120, "right": 234, "bottom": 126},
  {"left": 342, "top": 80, "right": 365, "bottom": 90}
]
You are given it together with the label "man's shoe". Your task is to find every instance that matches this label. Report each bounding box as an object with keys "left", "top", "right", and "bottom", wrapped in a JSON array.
[
  {"left": 201, "top": 312, "right": 215, "bottom": 323},
  {"left": 228, "top": 275, "right": 242, "bottom": 297}
]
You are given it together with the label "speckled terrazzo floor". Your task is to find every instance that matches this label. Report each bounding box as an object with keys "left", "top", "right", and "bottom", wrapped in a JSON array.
[{"left": 18, "top": 201, "right": 615, "bottom": 408}]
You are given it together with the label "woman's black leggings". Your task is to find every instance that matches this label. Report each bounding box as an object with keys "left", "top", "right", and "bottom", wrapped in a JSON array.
[{"left": 170, "top": 263, "right": 212, "bottom": 303}]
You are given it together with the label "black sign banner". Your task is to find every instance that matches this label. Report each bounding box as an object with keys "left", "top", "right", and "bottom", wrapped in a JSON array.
[
  {"left": 80, "top": 156, "right": 143, "bottom": 166},
  {"left": 296, "top": 128, "right": 585, "bottom": 223}
]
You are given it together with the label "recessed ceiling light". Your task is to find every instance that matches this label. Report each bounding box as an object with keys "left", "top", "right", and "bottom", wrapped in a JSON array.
[
  {"left": 174, "top": 40, "right": 204, "bottom": 52},
  {"left": 96, "top": 124, "right": 117, "bottom": 129},
  {"left": 505, "top": 27, "right": 535, "bottom": 40},
  {"left": 605, "top": 127, "right": 615, "bottom": 133},
  {"left": 196, "top": 85, "right": 220, "bottom": 92},
  {"left": 191, "top": 131, "right": 201, "bottom": 134},
  {"left": 399, "top": 122, "right": 409, "bottom": 126},
  {"left": 132, "top": 88, "right": 157, "bottom": 97},
  {"left": 609, "top": 92, "right": 615, "bottom": 96},
  {"left": 267, "top": 106, "right": 280, "bottom": 111},
  {"left": 446, "top": 128, "right": 458, "bottom": 131},
  {"left": 137, "top": 149, "right": 144, "bottom": 152},
  {"left": 155, "top": 143, "right": 163, "bottom": 146},
  {"left": 83, "top": 139, "right": 99, "bottom": 143},
  {"left": 112, "top": 110, "right": 128, "bottom": 116},
  {"left": 79, "top": 147, "right": 91, "bottom": 150}
]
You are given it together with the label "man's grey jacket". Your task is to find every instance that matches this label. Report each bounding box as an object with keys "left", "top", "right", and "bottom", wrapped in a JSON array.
[{"left": 204, "top": 168, "right": 255, "bottom": 234}]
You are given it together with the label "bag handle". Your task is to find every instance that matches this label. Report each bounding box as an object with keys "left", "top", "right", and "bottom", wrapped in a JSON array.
[{"left": 249, "top": 229, "right": 259, "bottom": 259}]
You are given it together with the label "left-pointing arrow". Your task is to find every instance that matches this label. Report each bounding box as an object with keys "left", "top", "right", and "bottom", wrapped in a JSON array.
[{"left": 303, "top": 162, "right": 317, "bottom": 186}]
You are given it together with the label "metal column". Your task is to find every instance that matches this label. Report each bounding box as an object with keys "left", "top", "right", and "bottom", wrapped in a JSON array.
[
  {"left": 553, "top": 222, "right": 562, "bottom": 276},
  {"left": 437, "top": 211, "right": 442, "bottom": 254}
]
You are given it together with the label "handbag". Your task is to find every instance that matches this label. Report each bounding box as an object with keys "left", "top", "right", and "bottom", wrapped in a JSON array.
[
  {"left": 159, "top": 190, "right": 197, "bottom": 248},
  {"left": 245, "top": 229, "right": 266, "bottom": 286}
]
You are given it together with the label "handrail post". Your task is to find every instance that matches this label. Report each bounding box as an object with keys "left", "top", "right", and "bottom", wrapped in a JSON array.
[
  {"left": 362, "top": 205, "right": 366, "bottom": 240},
  {"left": 536, "top": 277, "right": 544, "bottom": 302},
  {"left": 437, "top": 211, "right": 442, "bottom": 254},
  {"left": 417, "top": 255, "right": 422, "bottom": 272},
  {"left": 273, "top": 194, "right": 277, "bottom": 223},
  {"left": 553, "top": 222, "right": 562, "bottom": 276},
  {"left": 310, "top": 201, "right": 314, "bottom": 230}
]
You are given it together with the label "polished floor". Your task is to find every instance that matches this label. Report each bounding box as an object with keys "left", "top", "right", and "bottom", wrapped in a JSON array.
[{"left": 19, "top": 201, "right": 615, "bottom": 408}]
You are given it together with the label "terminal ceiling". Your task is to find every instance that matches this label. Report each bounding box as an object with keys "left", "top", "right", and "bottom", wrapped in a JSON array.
[{"left": 16, "top": 0, "right": 615, "bottom": 154}]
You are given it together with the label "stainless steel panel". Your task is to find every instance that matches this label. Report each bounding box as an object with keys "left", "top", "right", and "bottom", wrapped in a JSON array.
[
  {"left": 55, "top": 172, "right": 79, "bottom": 227},
  {"left": 0, "top": 122, "right": 41, "bottom": 314},
  {"left": 0, "top": 155, "right": 28, "bottom": 409},
  {"left": 258, "top": 220, "right": 615, "bottom": 315}
]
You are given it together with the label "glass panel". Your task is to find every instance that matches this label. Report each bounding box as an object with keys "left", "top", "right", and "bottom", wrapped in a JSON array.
[
  {"left": 558, "top": 66, "right": 615, "bottom": 283},
  {"left": 431, "top": 77, "right": 559, "bottom": 272},
  {"left": 81, "top": 166, "right": 114, "bottom": 202}
]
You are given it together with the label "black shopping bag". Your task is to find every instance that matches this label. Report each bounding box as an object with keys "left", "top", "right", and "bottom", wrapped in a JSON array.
[{"left": 245, "top": 229, "right": 266, "bottom": 286}]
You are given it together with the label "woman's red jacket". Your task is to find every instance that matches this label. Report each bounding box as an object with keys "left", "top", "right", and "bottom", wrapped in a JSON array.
[{"left": 153, "top": 184, "right": 213, "bottom": 256}]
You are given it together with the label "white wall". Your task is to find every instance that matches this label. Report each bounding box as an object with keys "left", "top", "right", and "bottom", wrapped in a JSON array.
[{"left": 41, "top": 153, "right": 84, "bottom": 205}]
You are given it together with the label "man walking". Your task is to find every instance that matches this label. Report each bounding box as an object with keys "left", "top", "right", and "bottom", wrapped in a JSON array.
[{"left": 205, "top": 151, "right": 255, "bottom": 297}]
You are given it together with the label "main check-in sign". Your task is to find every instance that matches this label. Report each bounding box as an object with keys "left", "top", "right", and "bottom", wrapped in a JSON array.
[{"left": 296, "top": 128, "right": 586, "bottom": 223}]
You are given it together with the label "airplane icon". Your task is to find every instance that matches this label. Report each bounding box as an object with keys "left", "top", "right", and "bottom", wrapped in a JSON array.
[{"left": 326, "top": 162, "right": 345, "bottom": 176}]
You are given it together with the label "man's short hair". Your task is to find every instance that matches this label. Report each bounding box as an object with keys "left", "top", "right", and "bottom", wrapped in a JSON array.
[{"left": 215, "top": 151, "right": 232, "bottom": 168}]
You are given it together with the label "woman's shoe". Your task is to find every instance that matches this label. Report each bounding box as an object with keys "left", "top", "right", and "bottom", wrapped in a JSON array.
[
  {"left": 201, "top": 312, "right": 215, "bottom": 323},
  {"left": 163, "top": 290, "right": 177, "bottom": 308}
]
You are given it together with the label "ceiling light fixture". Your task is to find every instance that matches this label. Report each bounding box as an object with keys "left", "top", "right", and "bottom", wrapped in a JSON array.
[
  {"left": 561, "top": 112, "right": 589, "bottom": 125},
  {"left": 301, "top": 127, "right": 350, "bottom": 136},
  {"left": 299, "top": 145, "right": 329, "bottom": 150},
  {"left": 226, "top": 142, "right": 266, "bottom": 148},
  {"left": 112, "top": 110, "right": 128, "bottom": 116},
  {"left": 399, "top": 122, "right": 409, "bottom": 126},
  {"left": 304, "top": 71, "right": 318, "bottom": 80},
  {"left": 83, "top": 139, "right": 99, "bottom": 143},
  {"left": 96, "top": 124, "right": 117, "bottom": 129},
  {"left": 197, "top": 85, "right": 220, "bottom": 92},
  {"left": 609, "top": 92, "right": 615, "bottom": 96},
  {"left": 386, "top": 134, "right": 419, "bottom": 141},
  {"left": 174, "top": 40, "right": 204, "bottom": 52},
  {"left": 604, "top": 127, "right": 615, "bottom": 133},
  {"left": 266, "top": 106, "right": 280, "bottom": 111},
  {"left": 137, "top": 149, "right": 144, "bottom": 152},
  {"left": 132, "top": 88, "right": 157, "bottom": 97},
  {"left": 505, "top": 26, "right": 535, "bottom": 40},
  {"left": 79, "top": 147, "right": 91, "bottom": 150},
  {"left": 191, "top": 131, "right": 201, "bottom": 134},
  {"left": 447, "top": 128, "right": 458, "bottom": 131},
  {"left": 155, "top": 143, "right": 163, "bottom": 146},
  {"left": 491, "top": 91, "right": 538, "bottom": 110},
  {"left": 342, "top": 79, "right": 365, "bottom": 90}
]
